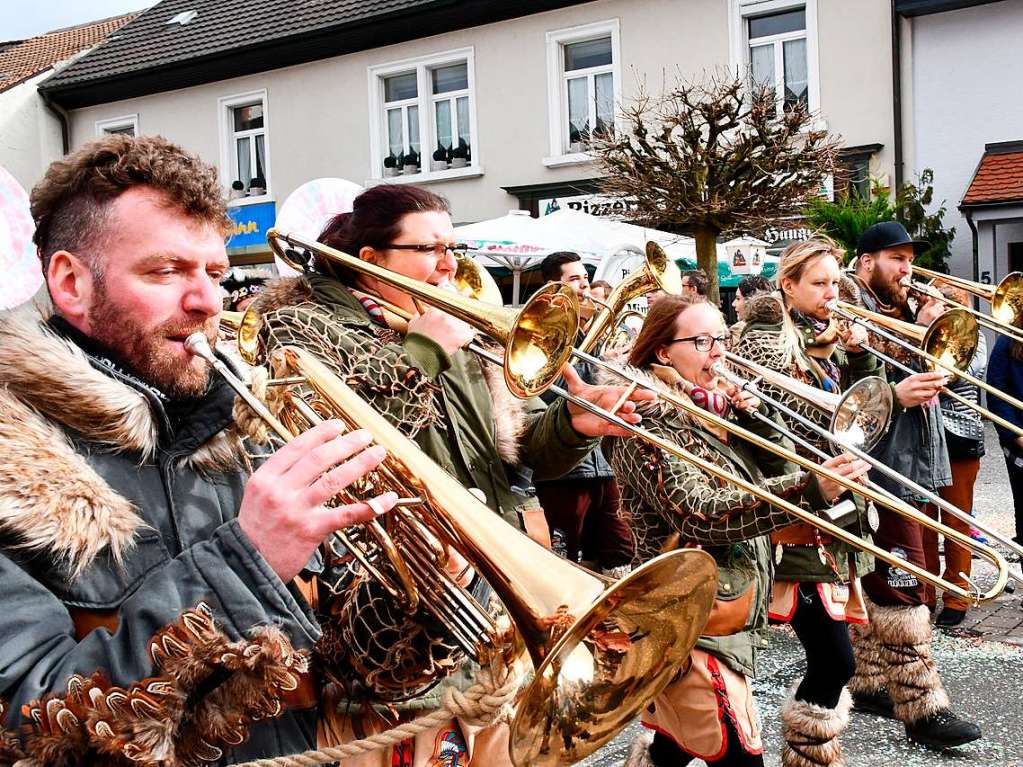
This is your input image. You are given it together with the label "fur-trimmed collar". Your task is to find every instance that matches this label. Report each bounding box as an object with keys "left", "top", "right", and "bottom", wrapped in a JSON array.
[
  {"left": 743, "top": 291, "right": 786, "bottom": 325},
  {"left": 0, "top": 314, "right": 244, "bottom": 576}
]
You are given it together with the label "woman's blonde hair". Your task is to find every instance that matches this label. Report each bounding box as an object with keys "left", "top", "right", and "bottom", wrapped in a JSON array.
[{"left": 773, "top": 235, "right": 847, "bottom": 374}]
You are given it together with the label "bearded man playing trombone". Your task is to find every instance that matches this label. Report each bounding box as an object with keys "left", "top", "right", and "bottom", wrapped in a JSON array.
[
  {"left": 250, "top": 183, "right": 651, "bottom": 767},
  {"left": 844, "top": 221, "right": 980, "bottom": 749},
  {"left": 0, "top": 135, "right": 397, "bottom": 764}
]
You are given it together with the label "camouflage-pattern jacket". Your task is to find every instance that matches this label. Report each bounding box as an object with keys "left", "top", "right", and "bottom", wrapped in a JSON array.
[
  {"left": 603, "top": 365, "right": 828, "bottom": 678},
  {"left": 733, "top": 292, "right": 879, "bottom": 583}
]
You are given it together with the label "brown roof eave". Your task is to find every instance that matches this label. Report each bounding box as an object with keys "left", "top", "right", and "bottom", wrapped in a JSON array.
[{"left": 958, "top": 198, "right": 1023, "bottom": 211}]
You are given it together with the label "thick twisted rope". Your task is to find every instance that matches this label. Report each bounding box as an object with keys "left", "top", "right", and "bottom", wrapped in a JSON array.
[{"left": 234, "top": 664, "right": 519, "bottom": 767}]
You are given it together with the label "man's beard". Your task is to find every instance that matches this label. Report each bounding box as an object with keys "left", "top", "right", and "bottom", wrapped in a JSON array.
[
  {"left": 868, "top": 269, "right": 909, "bottom": 309},
  {"left": 87, "top": 282, "right": 216, "bottom": 399}
]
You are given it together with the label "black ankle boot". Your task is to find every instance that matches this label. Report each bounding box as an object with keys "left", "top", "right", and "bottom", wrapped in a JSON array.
[
  {"left": 852, "top": 688, "right": 896, "bottom": 719},
  {"left": 905, "top": 709, "right": 982, "bottom": 750},
  {"left": 935, "top": 607, "right": 967, "bottom": 628}
]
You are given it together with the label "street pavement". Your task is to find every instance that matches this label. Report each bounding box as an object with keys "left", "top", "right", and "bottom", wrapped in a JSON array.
[{"left": 584, "top": 425, "right": 1023, "bottom": 767}]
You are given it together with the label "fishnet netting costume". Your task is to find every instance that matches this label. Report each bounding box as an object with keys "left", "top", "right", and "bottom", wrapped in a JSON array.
[
  {"left": 732, "top": 326, "right": 834, "bottom": 459},
  {"left": 246, "top": 300, "right": 470, "bottom": 702},
  {"left": 605, "top": 392, "right": 814, "bottom": 562}
]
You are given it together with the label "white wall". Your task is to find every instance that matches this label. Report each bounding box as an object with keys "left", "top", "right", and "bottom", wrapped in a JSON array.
[
  {"left": 64, "top": 0, "right": 893, "bottom": 225},
  {"left": 908, "top": 0, "right": 1023, "bottom": 279},
  {"left": 0, "top": 71, "right": 65, "bottom": 193}
]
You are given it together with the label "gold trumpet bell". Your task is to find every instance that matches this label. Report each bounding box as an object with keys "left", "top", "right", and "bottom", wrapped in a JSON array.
[
  {"left": 921, "top": 307, "right": 979, "bottom": 372},
  {"left": 578, "top": 241, "right": 683, "bottom": 354},
  {"left": 505, "top": 284, "right": 580, "bottom": 398},
  {"left": 992, "top": 272, "right": 1023, "bottom": 325},
  {"left": 510, "top": 551, "right": 716, "bottom": 767}
]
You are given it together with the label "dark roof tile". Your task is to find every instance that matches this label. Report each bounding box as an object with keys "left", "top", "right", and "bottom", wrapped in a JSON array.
[{"left": 42, "top": 0, "right": 438, "bottom": 89}]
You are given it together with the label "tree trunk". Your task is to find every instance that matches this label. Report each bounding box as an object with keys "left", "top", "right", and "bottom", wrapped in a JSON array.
[{"left": 693, "top": 225, "right": 721, "bottom": 304}]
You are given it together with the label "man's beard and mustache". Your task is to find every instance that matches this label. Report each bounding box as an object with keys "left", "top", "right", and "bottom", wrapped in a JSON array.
[
  {"left": 87, "top": 281, "right": 218, "bottom": 399},
  {"left": 867, "top": 269, "right": 909, "bottom": 309}
]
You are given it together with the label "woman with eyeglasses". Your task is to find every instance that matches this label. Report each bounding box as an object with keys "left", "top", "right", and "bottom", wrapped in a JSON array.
[
  {"left": 732, "top": 237, "right": 885, "bottom": 767},
  {"left": 607, "top": 294, "right": 866, "bottom": 767},
  {"left": 251, "top": 184, "right": 648, "bottom": 767}
]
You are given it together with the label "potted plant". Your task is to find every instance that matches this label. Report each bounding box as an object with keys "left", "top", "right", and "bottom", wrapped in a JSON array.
[
  {"left": 568, "top": 123, "right": 583, "bottom": 153},
  {"left": 403, "top": 149, "right": 420, "bottom": 175},
  {"left": 432, "top": 143, "right": 449, "bottom": 172},
  {"left": 383, "top": 153, "right": 398, "bottom": 178},
  {"left": 451, "top": 138, "right": 469, "bottom": 168},
  {"left": 247, "top": 176, "right": 266, "bottom": 196}
]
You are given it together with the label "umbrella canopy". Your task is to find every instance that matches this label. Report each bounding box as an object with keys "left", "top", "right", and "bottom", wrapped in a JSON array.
[{"left": 0, "top": 166, "right": 43, "bottom": 311}]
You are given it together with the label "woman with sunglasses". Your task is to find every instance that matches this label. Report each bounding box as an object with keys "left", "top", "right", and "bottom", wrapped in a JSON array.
[
  {"left": 250, "top": 183, "right": 647, "bottom": 767},
  {"left": 609, "top": 294, "right": 867, "bottom": 767}
]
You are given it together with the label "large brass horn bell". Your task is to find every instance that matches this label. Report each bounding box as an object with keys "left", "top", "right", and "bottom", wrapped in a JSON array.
[{"left": 579, "top": 241, "right": 683, "bottom": 354}]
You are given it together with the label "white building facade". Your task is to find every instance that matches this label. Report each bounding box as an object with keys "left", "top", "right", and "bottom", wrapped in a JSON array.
[
  {"left": 900, "top": 0, "right": 1023, "bottom": 282},
  {"left": 41, "top": 0, "right": 897, "bottom": 264}
]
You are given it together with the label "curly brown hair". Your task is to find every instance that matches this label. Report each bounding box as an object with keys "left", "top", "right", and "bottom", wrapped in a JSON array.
[{"left": 31, "top": 134, "right": 230, "bottom": 275}]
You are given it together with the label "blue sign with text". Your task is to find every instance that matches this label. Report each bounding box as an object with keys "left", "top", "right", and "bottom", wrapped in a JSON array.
[{"left": 227, "top": 201, "right": 276, "bottom": 250}]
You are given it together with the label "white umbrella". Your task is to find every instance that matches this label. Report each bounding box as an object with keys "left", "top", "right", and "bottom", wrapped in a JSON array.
[
  {"left": 0, "top": 167, "right": 43, "bottom": 311},
  {"left": 455, "top": 210, "right": 601, "bottom": 302},
  {"left": 273, "top": 178, "right": 363, "bottom": 277}
]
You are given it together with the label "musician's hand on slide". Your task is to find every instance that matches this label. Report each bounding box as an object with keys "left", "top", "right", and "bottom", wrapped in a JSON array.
[
  {"left": 724, "top": 383, "right": 760, "bottom": 413},
  {"left": 563, "top": 364, "right": 656, "bottom": 437},
  {"left": 407, "top": 306, "right": 475, "bottom": 355},
  {"left": 895, "top": 371, "right": 945, "bottom": 408},
  {"left": 238, "top": 420, "right": 398, "bottom": 582},
  {"left": 816, "top": 453, "right": 871, "bottom": 502},
  {"left": 838, "top": 322, "right": 868, "bottom": 353},
  {"left": 915, "top": 297, "right": 946, "bottom": 326}
]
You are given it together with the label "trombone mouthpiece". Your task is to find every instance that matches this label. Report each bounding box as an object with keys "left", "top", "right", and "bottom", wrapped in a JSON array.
[
  {"left": 825, "top": 300, "right": 839, "bottom": 312},
  {"left": 184, "top": 332, "right": 214, "bottom": 362}
]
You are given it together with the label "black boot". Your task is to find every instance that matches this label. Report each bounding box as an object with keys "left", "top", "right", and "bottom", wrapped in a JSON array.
[
  {"left": 934, "top": 607, "right": 966, "bottom": 628},
  {"left": 851, "top": 688, "right": 896, "bottom": 719},
  {"left": 905, "top": 709, "right": 982, "bottom": 750}
]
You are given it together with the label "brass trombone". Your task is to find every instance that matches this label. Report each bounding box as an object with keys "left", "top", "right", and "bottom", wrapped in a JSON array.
[
  {"left": 262, "top": 228, "right": 1009, "bottom": 604},
  {"left": 190, "top": 328, "right": 718, "bottom": 767},
  {"left": 578, "top": 242, "right": 682, "bottom": 354},
  {"left": 909, "top": 265, "right": 1023, "bottom": 343},
  {"left": 717, "top": 354, "right": 1023, "bottom": 576},
  {"left": 568, "top": 345, "right": 1010, "bottom": 604},
  {"left": 829, "top": 299, "right": 1023, "bottom": 441}
]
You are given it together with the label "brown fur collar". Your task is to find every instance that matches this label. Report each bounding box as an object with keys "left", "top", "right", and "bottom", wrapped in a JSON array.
[
  {"left": 254, "top": 276, "right": 528, "bottom": 464},
  {"left": 0, "top": 314, "right": 243, "bottom": 576},
  {"left": 252, "top": 274, "right": 315, "bottom": 316},
  {"left": 743, "top": 291, "right": 786, "bottom": 325}
]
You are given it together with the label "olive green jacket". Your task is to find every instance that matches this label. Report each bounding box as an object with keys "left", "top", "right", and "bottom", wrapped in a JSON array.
[{"left": 734, "top": 292, "right": 879, "bottom": 583}]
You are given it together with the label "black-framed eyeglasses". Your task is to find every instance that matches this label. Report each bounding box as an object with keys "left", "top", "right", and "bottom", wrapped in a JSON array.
[
  {"left": 667, "top": 334, "right": 730, "bottom": 352},
  {"left": 384, "top": 242, "right": 469, "bottom": 258}
]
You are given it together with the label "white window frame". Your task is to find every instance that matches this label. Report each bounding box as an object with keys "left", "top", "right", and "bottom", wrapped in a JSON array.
[
  {"left": 217, "top": 89, "right": 272, "bottom": 205},
  {"left": 95, "top": 113, "right": 139, "bottom": 137},
  {"left": 544, "top": 19, "right": 622, "bottom": 168},
  {"left": 367, "top": 47, "right": 483, "bottom": 185},
  {"left": 728, "top": 0, "right": 820, "bottom": 117}
]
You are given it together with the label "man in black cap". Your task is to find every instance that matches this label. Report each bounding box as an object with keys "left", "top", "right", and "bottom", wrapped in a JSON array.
[{"left": 843, "top": 221, "right": 981, "bottom": 749}]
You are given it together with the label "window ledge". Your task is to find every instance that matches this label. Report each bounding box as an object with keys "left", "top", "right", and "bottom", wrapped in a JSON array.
[
  {"left": 370, "top": 165, "right": 484, "bottom": 185},
  {"left": 228, "top": 194, "right": 274, "bottom": 207},
  {"left": 542, "top": 153, "right": 594, "bottom": 168}
]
